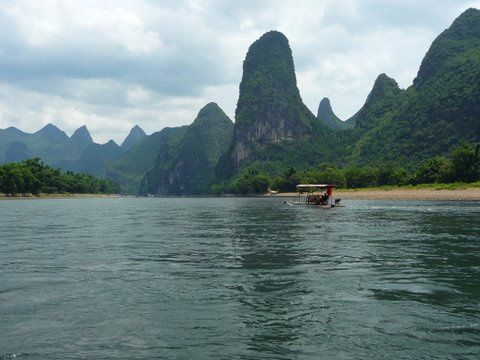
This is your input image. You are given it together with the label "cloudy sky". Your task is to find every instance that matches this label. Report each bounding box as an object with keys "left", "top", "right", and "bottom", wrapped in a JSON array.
[{"left": 0, "top": 0, "right": 478, "bottom": 143}]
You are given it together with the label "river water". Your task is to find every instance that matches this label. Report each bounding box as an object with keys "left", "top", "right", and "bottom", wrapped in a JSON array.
[{"left": 0, "top": 198, "right": 479, "bottom": 359}]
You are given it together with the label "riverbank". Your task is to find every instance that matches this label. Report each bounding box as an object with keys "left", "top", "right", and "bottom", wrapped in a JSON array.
[
  {"left": 0, "top": 193, "right": 121, "bottom": 200},
  {"left": 267, "top": 187, "right": 480, "bottom": 201}
]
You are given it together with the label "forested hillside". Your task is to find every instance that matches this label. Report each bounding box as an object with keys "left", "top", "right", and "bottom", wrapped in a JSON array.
[{"left": 1, "top": 8, "right": 479, "bottom": 195}]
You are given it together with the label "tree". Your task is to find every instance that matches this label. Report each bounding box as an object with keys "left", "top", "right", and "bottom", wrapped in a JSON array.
[
  {"left": 2, "top": 165, "right": 23, "bottom": 196},
  {"left": 272, "top": 167, "right": 300, "bottom": 192},
  {"left": 414, "top": 156, "right": 453, "bottom": 184},
  {"left": 451, "top": 143, "right": 480, "bottom": 182},
  {"left": 344, "top": 166, "right": 378, "bottom": 188},
  {"left": 0, "top": 158, "right": 119, "bottom": 196}
]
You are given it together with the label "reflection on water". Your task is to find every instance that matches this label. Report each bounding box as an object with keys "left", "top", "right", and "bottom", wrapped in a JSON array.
[
  {"left": 230, "top": 202, "right": 307, "bottom": 357},
  {"left": 0, "top": 198, "right": 479, "bottom": 359}
]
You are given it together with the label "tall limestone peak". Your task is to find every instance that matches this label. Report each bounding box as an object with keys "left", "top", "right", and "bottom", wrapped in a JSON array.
[
  {"left": 350, "top": 9, "right": 480, "bottom": 166},
  {"left": 183, "top": 102, "right": 233, "bottom": 163},
  {"left": 121, "top": 125, "right": 147, "bottom": 152},
  {"left": 231, "top": 30, "right": 316, "bottom": 168},
  {"left": 194, "top": 102, "right": 228, "bottom": 125},
  {"left": 71, "top": 125, "right": 93, "bottom": 151},
  {"left": 35, "top": 123, "right": 69, "bottom": 143},
  {"left": 353, "top": 73, "right": 403, "bottom": 131},
  {"left": 317, "top": 97, "right": 351, "bottom": 130},
  {"left": 408, "top": 7, "right": 480, "bottom": 141},
  {"left": 414, "top": 8, "right": 480, "bottom": 87},
  {"left": 143, "top": 103, "right": 234, "bottom": 195}
]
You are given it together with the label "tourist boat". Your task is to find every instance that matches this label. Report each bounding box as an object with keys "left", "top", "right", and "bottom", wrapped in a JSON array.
[{"left": 287, "top": 184, "right": 342, "bottom": 207}]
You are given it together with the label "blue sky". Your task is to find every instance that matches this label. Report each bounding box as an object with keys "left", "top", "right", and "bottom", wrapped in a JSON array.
[{"left": 0, "top": 0, "right": 478, "bottom": 143}]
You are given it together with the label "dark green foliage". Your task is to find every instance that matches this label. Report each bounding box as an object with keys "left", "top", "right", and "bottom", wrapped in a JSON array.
[
  {"left": 218, "top": 168, "right": 270, "bottom": 195},
  {"left": 348, "top": 74, "right": 406, "bottom": 165},
  {"left": 60, "top": 140, "right": 123, "bottom": 178},
  {"left": 413, "top": 156, "right": 453, "bottom": 184},
  {"left": 236, "top": 31, "right": 303, "bottom": 128},
  {"left": 0, "top": 158, "right": 119, "bottom": 196},
  {"left": 301, "top": 164, "right": 347, "bottom": 188},
  {"left": 272, "top": 167, "right": 300, "bottom": 192},
  {"left": 225, "top": 30, "right": 346, "bottom": 176},
  {"left": 451, "top": 142, "right": 480, "bottom": 182},
  {"left": 344, "top": 166, "right": 382, "bottom": 188},
  {"left": 108, "top": 127, "right": 186, "bottom": 194},
  {"left": 353, "top": 74, "right": 404, "bottom": 132},
  {"left": 140, "top": 126, "right": 189, "bottom": 194},
  {"left": 317, "top": 97, "right": 354, "bottom": 130},
  {"left": 216, "top": 143, "right": 478, "bottom": 194},
  {"left": 142, "top": 103, "right": 234, "bottom": 195},
  {"left": 351, "top": 8, "right": 480, "bottom": 166},
  {"left": 376, "top": 165, "right": 409, "bottom": 186}
]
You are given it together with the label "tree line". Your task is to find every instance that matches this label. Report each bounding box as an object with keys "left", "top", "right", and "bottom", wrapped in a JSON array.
[
  {"left": 0, "top": 158, "right": 119, "bottom": 196},
  {"left": 212, "top": 142, "right": 480, "bottom": 194}
]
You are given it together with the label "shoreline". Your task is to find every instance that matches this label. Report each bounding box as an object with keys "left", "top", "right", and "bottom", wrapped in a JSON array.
[
  {"left": 266, "top": 187, "right": 480, "bottom": 201},
  {"left": 0, "top": 193, "right": 121, "bottom": 200},
  {"left": 2, "top": 188, "right": 480, "bottom": 201}
]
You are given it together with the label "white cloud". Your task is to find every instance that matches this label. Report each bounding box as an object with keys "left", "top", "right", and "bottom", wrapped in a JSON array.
[{"left": 0, "top": 0, "right": 477, "bottom": 141}]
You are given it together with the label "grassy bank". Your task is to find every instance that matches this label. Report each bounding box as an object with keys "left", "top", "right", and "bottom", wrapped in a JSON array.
[
  {"left": 268, "top": 182, "right": 480, "bottom": 200},
  {"left": 337, "top": 181, "right": 480, "bottom": 192}
]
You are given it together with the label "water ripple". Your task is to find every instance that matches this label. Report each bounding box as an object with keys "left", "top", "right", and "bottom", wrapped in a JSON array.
[{"left": 0, "top": 198, "right": 479, "bottom": 359}]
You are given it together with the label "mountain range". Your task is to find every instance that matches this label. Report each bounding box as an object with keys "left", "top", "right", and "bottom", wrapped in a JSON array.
[{"left": 1, "top": 8, "right": 479, "bottom": 194}]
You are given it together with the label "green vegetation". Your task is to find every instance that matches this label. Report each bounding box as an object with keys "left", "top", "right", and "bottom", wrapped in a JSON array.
[
  {"left": 0, "top": 158, "right": 119, "bottom": 196},
  {"left": 317, "top": 97, "right": 355, "bottom": 130},
  {"left": 2, "top": 9, "right": 480, "bottom": 197},
  {"left": 224, "top": 30, "right": 348, "bottom": 178},
  {"left": 211, "top": 143, "right": 480, "bottom": 194},
  {"left": 107, "top": 127, "right": 187, "bottom": 194},
  {"left": 141, "top": 103, "right": 234, "bottom": 195},
  {"left": 120, "top": 125, "right": 147, "bottom": 152},
  {"left": 140, "top": 126, "right": 189, "bottom": 194},
  {"left": 348, "top": 8, "right": 480, "bottom": 166}
]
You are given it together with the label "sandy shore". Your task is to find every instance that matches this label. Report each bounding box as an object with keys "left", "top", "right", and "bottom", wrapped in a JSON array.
[{"left": 267, "top": 188, "right": 480, "bottom": 201}]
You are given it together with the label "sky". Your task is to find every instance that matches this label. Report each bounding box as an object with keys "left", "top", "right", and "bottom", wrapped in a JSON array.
[{"left": 0, "top": 0, "right": 478, "bottom": 144}]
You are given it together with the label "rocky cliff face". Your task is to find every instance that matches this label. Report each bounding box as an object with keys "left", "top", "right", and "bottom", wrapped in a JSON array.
[{"left": 231, "top": 31, "right": 316, "bottom": 168}]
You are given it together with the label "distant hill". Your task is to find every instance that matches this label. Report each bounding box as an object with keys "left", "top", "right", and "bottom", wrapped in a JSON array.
[
  {"left": 0, "top": 124, "right": 82, "bottom": 165},
  {"left": 142, "top": 103, "right": 234, "bottom": 195},
  {"left": 34, "top": 123, "right": 70, "bottom": 144},
  {"left": 121, "top": 125, "right": 147, "bottom": 152},
  {"left": 59, "top": 140, "right": 123, "bottom": 178},
  {"left": 71, "top": 125, "right": 94, "bottom": 153},
  {"left": 108, "top": 126, "right": 187, "bottom": 193},
  {"left": 317, "top": 97, "right": 354, "bottom": 130},
  {"left": 5, "top": 141, "right": 30, "bottom": 162}
]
